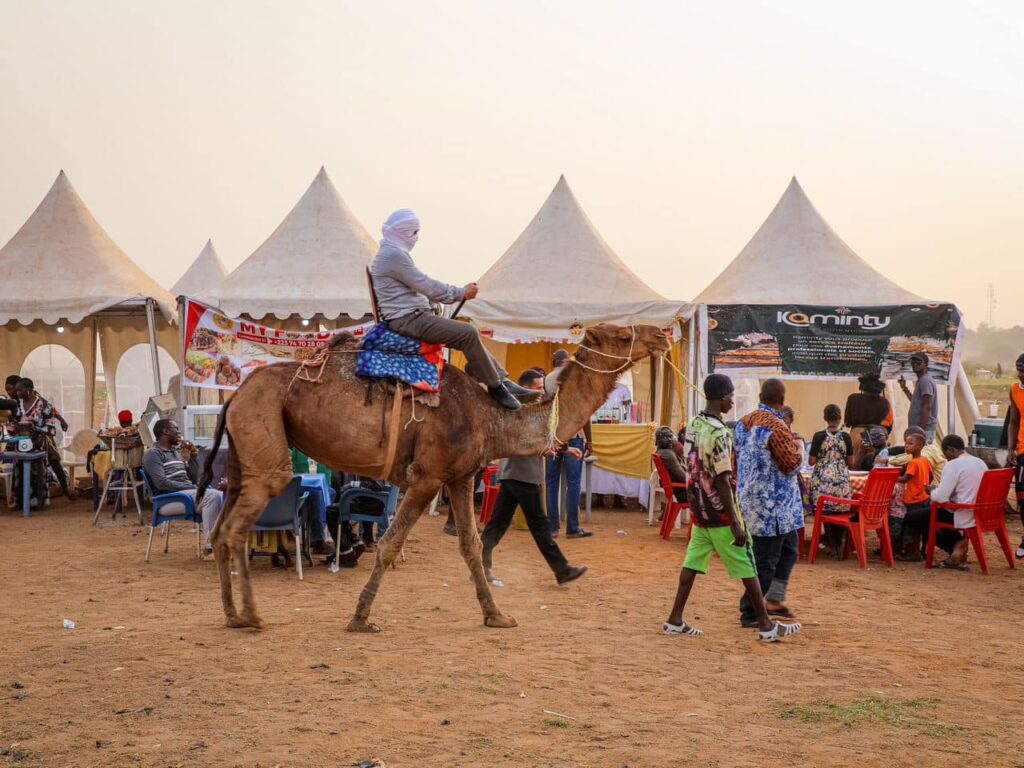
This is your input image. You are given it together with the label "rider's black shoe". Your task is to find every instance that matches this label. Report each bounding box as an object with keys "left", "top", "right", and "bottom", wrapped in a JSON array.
[
  {"left": 502, "top": 379, "right": 543, "bottom": 403},
  {"left": 487, "top": 382, "right": 522, "bottom": 410}
]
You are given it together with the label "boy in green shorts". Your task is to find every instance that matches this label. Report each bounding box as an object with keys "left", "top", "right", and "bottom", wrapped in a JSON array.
[{"left": 664, "top": 373, "right": 802, "bottom": 643}]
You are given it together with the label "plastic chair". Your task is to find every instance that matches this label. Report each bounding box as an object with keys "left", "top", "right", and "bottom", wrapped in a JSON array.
[
  {"left": 925, "top": 467, "right": 1015, "bottom": 574},
  {"left": 251, "top": 476, "right": 310, "bottom": 580},
  {"left": 336, "top": 483, "right": 401, "bottom": 564},
  {"left": 139, "top": 468, "right": 202, "bottom": 562},
  {"left": 653, "top": 453, "right": 691, "bottom": 541},
  {"left": 808, "top": 467, "right": 901, "bottom": 569},
  {"left": 478, "top": 465, "right": 500, "bottom": 524}
]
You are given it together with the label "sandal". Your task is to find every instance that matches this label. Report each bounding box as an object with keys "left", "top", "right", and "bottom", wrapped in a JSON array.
[
  {"left": 664, "top": 621, "right": 703, "bottom": 638},
  {"left": 767, "top": 606, "right": 797, "bottom": 619},
  {"left": 759, "top": 621, "right": 802, "bottom": 643},
  {"left": 938, "top": 560, "right": 969, "bottom": 571}
]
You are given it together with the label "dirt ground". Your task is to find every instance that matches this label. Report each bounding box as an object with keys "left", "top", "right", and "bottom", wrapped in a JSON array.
[{"left": 2, "top": 499, "right": 1024, "bottom": 768}]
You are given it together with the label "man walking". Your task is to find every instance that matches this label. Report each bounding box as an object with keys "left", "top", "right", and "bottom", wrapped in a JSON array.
[
  {"left": 733, "top": 379, "right": 804, "bottom": 627},
  {"left": 663, "top": 373, "right": 801, "bottom": 643},
  {"left": 480, "top": 369, "right": 588, "bottom": 585},
  {"left": 899, "top": 352, "right": 938, "bottom": 443}
]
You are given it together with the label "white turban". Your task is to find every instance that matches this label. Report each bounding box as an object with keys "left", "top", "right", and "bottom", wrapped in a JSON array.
[{"left": 381, "top": 208, "right": 420, "bottom": 252}]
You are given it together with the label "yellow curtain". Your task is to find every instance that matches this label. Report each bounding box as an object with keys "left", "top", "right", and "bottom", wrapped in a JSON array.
[{"left": 590, "top": 423, "right": 656, "bottom": 479}]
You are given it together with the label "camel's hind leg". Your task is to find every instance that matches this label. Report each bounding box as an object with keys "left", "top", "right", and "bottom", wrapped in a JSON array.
[
  {"left": 449, "top": 474, "right": 516, "bottom": 628},
  {"left": 348, "top": 478, "right": 441, "bottom": 633}
]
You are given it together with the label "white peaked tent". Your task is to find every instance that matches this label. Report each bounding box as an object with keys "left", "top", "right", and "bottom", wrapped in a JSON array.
[
  {"left": 0, "top": 171, "right": 178, "bottom": 422},
  {"left": 172, "top": 239, "right": 226, "bottom": 304},
  {"left": 697, "top": 178, "right": 923, "bottom": 305},
  {"left": 465, "top": 175, "right": 691, "bottom": 342},
  {"left": 694, "top": 177, "right": 978, "bottom": 438},
  {"left": 215, "top": 166, "right": 377, "bottom": 323}
]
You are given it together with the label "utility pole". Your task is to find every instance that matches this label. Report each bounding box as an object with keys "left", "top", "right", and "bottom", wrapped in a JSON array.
[{"left": 986, "top": 283, "right": 997, "bottom": 326}]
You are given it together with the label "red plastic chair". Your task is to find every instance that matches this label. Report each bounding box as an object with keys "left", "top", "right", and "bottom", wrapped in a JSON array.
[
  {"left": 478, "top": 465, "right": 500, "bottom": 525},
  {"left": 808, "top": 467, "right": 901, "bottom": 569},
  {"left": 653, "top": 454, "right": 691, "bottom": 541},
  {"left": 925, "top": 467, "right": 1015, "bottom": 574}
]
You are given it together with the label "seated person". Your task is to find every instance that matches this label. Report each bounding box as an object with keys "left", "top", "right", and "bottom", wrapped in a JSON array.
[
  {"left": 928, "top": 434, "right": 987, "bottom": 570},
  {"left": 142, "top": 419, "right": 225, "bottom": 552},
  {"left": 6, "top": 377, "right": 74, "bottom": 500},
  {"left": 370, "top": 209, "right": 539, "bottom": 411},
  {"left": 655, "top": 426, "right": 687, "bottom": 503},
  {"left": 895, "top": 427, "right": 934, "bottom": 560},
  {"left": 851, "top": 426, "right": 889, "bottom": 471}
]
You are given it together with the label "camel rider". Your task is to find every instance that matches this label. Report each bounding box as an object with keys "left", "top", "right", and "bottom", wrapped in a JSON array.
[{"left": 370, "top": 208, "right": 539, "bottom": 411}]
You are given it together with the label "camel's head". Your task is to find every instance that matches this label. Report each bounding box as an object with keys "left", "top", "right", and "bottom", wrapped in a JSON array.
[{"left": 577, "top": 323, "right": 671, "bottom": 369}]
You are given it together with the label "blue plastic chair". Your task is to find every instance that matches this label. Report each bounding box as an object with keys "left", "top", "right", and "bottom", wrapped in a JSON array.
[
  {"left": 251, "top": 476, "right": 310, "bottom": 580},
  {"left": 139, "top": 468, "right": 203, "bottom": 562},
  {"left": 335, "top": 483, "right": 400, "bottom": 564}
]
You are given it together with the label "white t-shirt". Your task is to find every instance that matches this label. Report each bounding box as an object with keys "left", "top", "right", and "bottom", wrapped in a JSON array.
[
  {"left": 602, "top": 383, "right": 632, "bottom": 410},
  {"left": 930, "top": 453, "right": 987, "bottom": 528}
]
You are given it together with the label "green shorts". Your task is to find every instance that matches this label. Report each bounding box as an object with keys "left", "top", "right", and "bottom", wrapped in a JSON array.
[{"left": 683, "top": 525, "right": 757, "bottom": 580}]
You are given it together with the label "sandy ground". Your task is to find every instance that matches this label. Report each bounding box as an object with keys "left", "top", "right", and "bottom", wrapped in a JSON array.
[{"left": 2, "top": 499, "right": 1024, "bottom": 768}]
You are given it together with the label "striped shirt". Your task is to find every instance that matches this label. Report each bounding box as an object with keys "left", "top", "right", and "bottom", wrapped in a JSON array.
[{"left": 142, "top": 446, "right": 198, "bottom": 493}]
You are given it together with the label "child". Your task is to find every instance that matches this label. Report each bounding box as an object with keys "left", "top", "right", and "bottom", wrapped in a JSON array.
[
  {"left": 808, "top": 404, "right": 853, "bottom": 557},
  {"left": 894, "top": 427, "right": 933, "bottom": 560},
  {"left": 663, "top": 373, "right": 801, "bottom": 644}
]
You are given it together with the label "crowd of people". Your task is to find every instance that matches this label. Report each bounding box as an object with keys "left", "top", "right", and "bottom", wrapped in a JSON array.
[{"left": 659, "top": 355, "right": 1024, "bottom": 642}]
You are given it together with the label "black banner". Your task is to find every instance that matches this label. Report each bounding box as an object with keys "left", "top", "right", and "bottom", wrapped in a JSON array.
[{"left": 706, "top": 304, "right": 962, "bottom": 382}]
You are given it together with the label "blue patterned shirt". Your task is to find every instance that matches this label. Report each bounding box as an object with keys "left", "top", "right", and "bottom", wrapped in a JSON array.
[{"left": 734, "top": 404, "right": 803, "bottom": 536}]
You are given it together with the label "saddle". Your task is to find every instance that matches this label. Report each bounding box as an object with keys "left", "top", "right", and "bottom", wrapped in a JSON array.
[{"left": 356, "top": 267, "right": 445, "bottom": 395}]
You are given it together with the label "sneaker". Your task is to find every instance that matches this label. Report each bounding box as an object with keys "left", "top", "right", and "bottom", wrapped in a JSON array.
[
  {"left": 487, "top": 383, "right": 522, "bottom": 410},
  {"left": 556, "top": 565, "right": 588, "bottom": 584}
]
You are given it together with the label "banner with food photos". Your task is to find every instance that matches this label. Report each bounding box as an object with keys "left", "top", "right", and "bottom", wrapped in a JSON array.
[
  {"left": 706, "top": 303, "right": 962, "bottom": 382},
  {"left": 181, "top": 299, "right": 371, "bottom": 389}
]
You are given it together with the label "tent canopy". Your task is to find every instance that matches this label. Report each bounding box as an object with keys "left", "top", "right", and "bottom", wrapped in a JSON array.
[
  {"left": 464, "top": 175, "right": 691, "bottom": 342},
  {"left": 215, "top": 166, "right": 377, "bottom": 321},
  {"left": 696, "top": 177, "right": 923, "bottom": 306},
  {"left": 0, "top": 170, "right": 175, "bottom": 325},
  {"left": 172, "top": 239, "right": 226, "bottom": 304}
]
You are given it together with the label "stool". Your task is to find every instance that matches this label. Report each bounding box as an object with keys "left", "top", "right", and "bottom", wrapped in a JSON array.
[{"left": 93, "top": 438, "right": 145, "bottom": 525}]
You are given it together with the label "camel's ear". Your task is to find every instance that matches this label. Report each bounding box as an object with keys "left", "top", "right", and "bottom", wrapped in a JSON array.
[{"left": 616, "top": 327, "right": 633, "bottom": 341}]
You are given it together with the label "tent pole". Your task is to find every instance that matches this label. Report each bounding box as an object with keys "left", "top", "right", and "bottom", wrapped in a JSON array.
[
  {"left": 145, "top": 298, "right": 162, "bottom": 395},
  {"left": 687, "top": 316, "right": 697, "bottom": 423},
  {"left": 947, "top": 364, "right": 958, "bottom": 437}
]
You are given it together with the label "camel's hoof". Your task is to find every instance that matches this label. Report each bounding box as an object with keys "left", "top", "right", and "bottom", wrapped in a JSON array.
[
  {"left": 225, "top": 615, "right": 246, "bottom": 628},
  {"left": 347, "top": 618, "right": 382, "bottom": 634},
  {"left": 226, "top": 614, "right": 263, "bottom": 630},
  {"left": 484, "top": 614, "right": 518, "bottom": 629}
]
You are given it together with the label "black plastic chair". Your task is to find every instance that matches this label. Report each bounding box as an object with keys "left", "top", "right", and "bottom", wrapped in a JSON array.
[{"left": 251, "top": 477, "right": 310, "bottom": 580}]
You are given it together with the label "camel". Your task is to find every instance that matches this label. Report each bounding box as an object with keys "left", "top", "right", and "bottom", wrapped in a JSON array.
[{"left": 199, "top": 322, "right": 671, "bottom": 632}]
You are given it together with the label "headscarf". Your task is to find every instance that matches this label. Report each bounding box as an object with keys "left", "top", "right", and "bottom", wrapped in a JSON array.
[{"left": 381, "top": 209, "right": 420, "bottom": 252}]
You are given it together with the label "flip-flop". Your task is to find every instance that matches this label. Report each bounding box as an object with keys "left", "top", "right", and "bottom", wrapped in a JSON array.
[
  {"left": 767, "top": 606, "right": 797, "bottom": 619},
  {"left": 664, "top": 621, "right": 703, "bottom": 637},
  {"left": 760, "top": 621, "right": 802, "bottom": 643},
  {"left": 938, "top": 560, "right": 969, "bottom": 571}
]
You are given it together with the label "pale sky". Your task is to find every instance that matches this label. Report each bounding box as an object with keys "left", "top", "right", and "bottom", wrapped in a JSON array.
[{"left": 2, "top": 1, "right": 1022, "bottom": 327}]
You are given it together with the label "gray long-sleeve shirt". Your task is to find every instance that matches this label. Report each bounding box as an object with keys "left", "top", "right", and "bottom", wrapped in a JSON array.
[
  {"left": 370, "top": 243, "right": 465, "bottom": 321},
  {"left": 143, "top": 445, "right": 199, "bottom": 493}
]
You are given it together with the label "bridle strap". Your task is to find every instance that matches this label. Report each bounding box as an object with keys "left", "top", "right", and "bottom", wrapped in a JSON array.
[{"left": 572, "top": 325, "right": 637, "bottom": 374}]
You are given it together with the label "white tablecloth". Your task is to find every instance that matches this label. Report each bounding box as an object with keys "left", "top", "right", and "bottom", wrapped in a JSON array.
[{"left": 588, "top": 466, "right": 651, "bottom": 508}]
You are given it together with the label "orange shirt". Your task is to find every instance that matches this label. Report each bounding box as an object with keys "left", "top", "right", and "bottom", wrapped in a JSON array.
[
  {"left": 903, "top": 456, "right": 932, "bottom": 505},
  {"left": 1012, "top": 383, "right": 1024, "bottom": 455}
]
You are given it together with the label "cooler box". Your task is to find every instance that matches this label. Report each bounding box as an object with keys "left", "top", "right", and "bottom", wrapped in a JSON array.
[{"left": 974, "top": 417, "right": 1004, "bottom": 448}]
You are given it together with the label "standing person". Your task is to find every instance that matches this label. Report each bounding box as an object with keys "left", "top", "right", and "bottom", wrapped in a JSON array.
[
  {"left": 808, "top": 404, "right": 854, "bottom": 558},
  {"left": 546, "top": 349, "right": 593, "bottom": 539},
  {"left": 143, "top": 419, "right": 225, "bottom": 552},
  {"left": 480, "top": 369, "right": 588, "bottom": 585},
  {"left": 1006, "top": 353, "right": 1024, "bottom": 559},
  {"left": 844, "top": 373, "right": 892, "bottom": 445},
  {"left": 369, "top": 208, "right": 538, "bottom": 411},
  {"left": 6, "top": 378, "right": 74, "bottom": 500},
  {"left": 894, "top": 427, "right": 933, "bottom": 560},
  {"left": 899, "top": 352, "right": 938, "bottom": 443},
  {"left": 663, "top": 373, "right": 801, "bottom": 643},
  {"left": 929, "top": 434, "right": 987, "bottom": 570},
  {"left": 733, "top": 379, "right": 804, "bottom": 625}
]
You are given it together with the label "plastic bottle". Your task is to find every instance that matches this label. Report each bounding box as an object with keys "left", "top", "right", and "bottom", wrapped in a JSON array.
[{"left": 969, "top": 430, "right": 978, "bottom": 448}]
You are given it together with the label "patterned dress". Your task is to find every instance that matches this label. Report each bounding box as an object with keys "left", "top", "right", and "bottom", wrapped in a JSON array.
[{"left": 809, "top": 430, "right": 852, "bottom": 514}]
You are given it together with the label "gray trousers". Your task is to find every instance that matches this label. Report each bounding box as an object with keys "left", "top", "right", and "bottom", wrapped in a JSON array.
[{"left": 388, "top": 310, "right": 506, "bottom": 387}]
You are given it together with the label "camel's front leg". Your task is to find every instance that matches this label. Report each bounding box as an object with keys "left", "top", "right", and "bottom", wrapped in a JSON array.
[
  {"left": 449, "top": 474, "right": 517, "bottom": 628},
  {"left": 347, "top": 479, "right": 441, "bottom": 633}
]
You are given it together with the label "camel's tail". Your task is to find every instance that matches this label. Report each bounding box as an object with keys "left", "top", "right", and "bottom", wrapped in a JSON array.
[{"left": 196, "top": 397, "right": 231, "bottom": 504}]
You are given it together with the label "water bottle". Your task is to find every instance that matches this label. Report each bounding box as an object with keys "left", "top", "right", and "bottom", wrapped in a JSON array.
[
  {"left": 308, "top": 458, "right": 318, "bottom": 474},
  {"left": 969, "top": 430, "right": 977, "bottom": 448}
]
